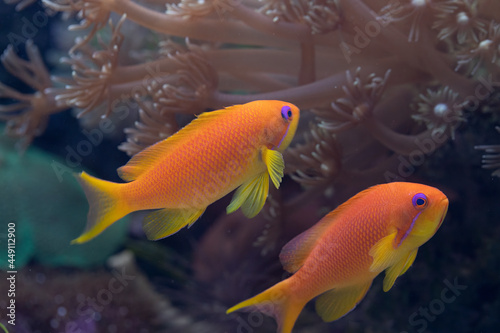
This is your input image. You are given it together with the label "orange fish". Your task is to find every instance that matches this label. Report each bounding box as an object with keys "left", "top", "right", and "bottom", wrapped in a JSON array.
[
  {"left": 73, "top": 100, "right": 300, "bottom": 244},
  {"left": 227, "top": 182, "right": 449, "bottom": 333}
]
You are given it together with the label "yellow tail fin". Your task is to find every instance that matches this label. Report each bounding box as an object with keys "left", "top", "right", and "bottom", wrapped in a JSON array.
[
  {"left": 227, "top": 280, "right": 306, "bottom": 333},
  {"left": 72, "top": 171, "right": 129, "bottom": 244}
]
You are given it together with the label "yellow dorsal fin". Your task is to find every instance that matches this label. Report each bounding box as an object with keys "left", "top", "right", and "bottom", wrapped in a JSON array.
[
  {"left": 117, "top": 105, "right": 240, "bottom": 182},
  {"left": 117, "top": 138, "right": 171, "bottom": 182},
  {"left": 279, "top": 185, "right": 380, "bottom": 273}
]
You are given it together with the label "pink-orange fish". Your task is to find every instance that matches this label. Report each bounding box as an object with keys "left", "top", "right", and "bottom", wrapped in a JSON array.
[
  {"left": 73, "top": 100, "right": 300, "bottom": 244},
  {"left": 227, "top": 182, "right": 449, "bottom": 333}
]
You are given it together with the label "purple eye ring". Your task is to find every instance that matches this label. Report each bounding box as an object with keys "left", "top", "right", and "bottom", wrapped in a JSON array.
[
  {"left": 281, "top": 105, "right": 292, "bottom": 121},
  {"left": 412, "top": 193, "right": 427, "bottom": 210}
]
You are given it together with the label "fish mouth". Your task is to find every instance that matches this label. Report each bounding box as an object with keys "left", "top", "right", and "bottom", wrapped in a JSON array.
[{"left": 436, "top": 198, "right": 449, "bottom": 231}]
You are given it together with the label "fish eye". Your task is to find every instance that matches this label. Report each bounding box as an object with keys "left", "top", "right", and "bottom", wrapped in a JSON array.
[
  {"left": 281, "top": 105, "right": 292, "bottom": 121},
  {"left": 412, "top": 193, "right": 427, "bottom": 210}
]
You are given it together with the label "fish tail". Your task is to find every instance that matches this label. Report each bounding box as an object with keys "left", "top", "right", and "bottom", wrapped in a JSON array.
[
  {"left": 72, "top": 171, "right": 130, "bottom": 244},
  {"left": 227, "top": 280, "right": 306, "bottom": 333}
]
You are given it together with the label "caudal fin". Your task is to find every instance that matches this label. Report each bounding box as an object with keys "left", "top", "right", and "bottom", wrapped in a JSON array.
[
  {"left": 226, "top": 280, "right": 306, "bottom": 333},
  {"left": 72, "top": 171, "right": 129, "bottom": 244}
]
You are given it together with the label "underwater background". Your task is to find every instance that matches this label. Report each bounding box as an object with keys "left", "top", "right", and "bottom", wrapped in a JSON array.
[{"left": 0, "top": 0, "right": 500, "bottom": 332}]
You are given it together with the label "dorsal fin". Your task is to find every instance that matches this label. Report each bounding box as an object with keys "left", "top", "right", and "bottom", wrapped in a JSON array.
[
  {"left": 279, "top": 216, "right": 333, "bottom": 273},
  {"left": 117, "top": 105, "right": 241, "bottom": 182},
  {"left": 279, "top": 185, "right": 381, "bottom": 273}
]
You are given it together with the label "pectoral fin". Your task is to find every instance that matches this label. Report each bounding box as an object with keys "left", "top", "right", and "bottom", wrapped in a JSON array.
[
  {"left": 368, "top": 231, "right": 399, "bottom": 273},
  {"left": 315, "top": 281, "right": 372, "bottom": 322},
  {"left": 383, "top": 248, "right": 418, "bottom": 292},
  {"left": 262, "top": 147, "right": 284, "bottom": 189},
  {"left": 226, "top": 172, "right": 269, "bottom": 218},
  {"left": 143, "top": 207, "right": 206, "bottom": 240}
]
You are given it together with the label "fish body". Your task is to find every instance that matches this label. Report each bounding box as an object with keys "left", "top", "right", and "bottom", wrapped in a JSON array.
[
  {"left": 73, "top": 100, "right": 300, "bottom": 243},
  {"left": 227, "top": 182, "right": 449, "bottom": 333}
]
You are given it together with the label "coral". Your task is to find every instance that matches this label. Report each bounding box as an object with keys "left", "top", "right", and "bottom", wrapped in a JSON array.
[
  {"left": 50, "top": 14, "right": 126, "bottom": 118},
  {"left": 433, "top": 0, "right": 486, "bottom": 44},
  {"left": 312, "top": 68, "right": 392, "bottom": 132},
  {"left": 118, "top": 99, "right": 179, "bottom": 156},
  {"left": 0, "top": 40, "right": 61, "bottom": 151},
  {"left": 0, "top": 251, "right": 173, "bottom": 333},
  {"left": 5, "top": 0, "right": 496, "bottom": 158},
  {"left": 285, "top": 122, "right": 341, "bottom": 187},
  {"left": 412, "top": 85, "right": 466, "bottom": 140},
  {"left": 0, "top": 132, "right": 129, "bottom": 269},
  {"left": 455, "top": 20, "right": 500, "bottom": 74},
  {"left": 1, "top": 0, "right": 500, "bottom": 332}
]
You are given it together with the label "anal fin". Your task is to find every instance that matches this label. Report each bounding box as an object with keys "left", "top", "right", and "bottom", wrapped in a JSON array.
[
  {"left": 315, "top": 281, "right": 372, "bottom": 322},
  {"left": 143, "top": 207, "right": 206, "bottom": 240}
]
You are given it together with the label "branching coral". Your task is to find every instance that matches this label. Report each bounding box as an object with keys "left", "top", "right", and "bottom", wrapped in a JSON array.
[
  {"left": 166, "top": 0, "right": 250, "bottom": 19},
  {"left": 1, "top": 0, "right": 498, "bottom": 204},
  {"left": 259, "top": 0, "right": 341, "bottom": 34},
  {"left": 49, "top": 14, "right": 126, "bottom": 118},
  {"left": 117, "top": 42, "right": 217, "bottom": 154},
  {"left": 285, "top": 122, "right": 341, "bottom": 187},
  {"left": 1, "top": 0, "right": 500, "bottom": 331},
  {"left": 313, "top": 68, "right": 392, "bottom": 133},
  {"left": 0, "top": 40, "right": 62, "bottom": 150},
  {"left": 42, "top": 0, "right": 113, "bottom": 52},
  {"left": 378, "top": 0, "right": 458, "bottom": 42},
  {"left": 118, "top": 100, "right": 179, "bottom": 156},
  {"left": 455, "top": 20, "right": 500, "bottom": 74},
  {"left": 1, "top": 0, "right": 498, "bottom": 215},
  {"left": 433, "top": 0, "right": 486, "bottom": 45}
]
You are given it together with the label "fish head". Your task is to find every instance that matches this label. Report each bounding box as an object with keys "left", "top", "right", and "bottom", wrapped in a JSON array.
[
  {"left": 390, "top": 182, "right": 449, "bottom": 249},
  {"left": 260, "top": 100, "right": 300, "bottom": 152}
]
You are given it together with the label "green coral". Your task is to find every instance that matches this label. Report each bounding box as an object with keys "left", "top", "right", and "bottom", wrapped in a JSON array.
[{"left": 0, "top": 135, "right": 129, "bottom": 269}]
